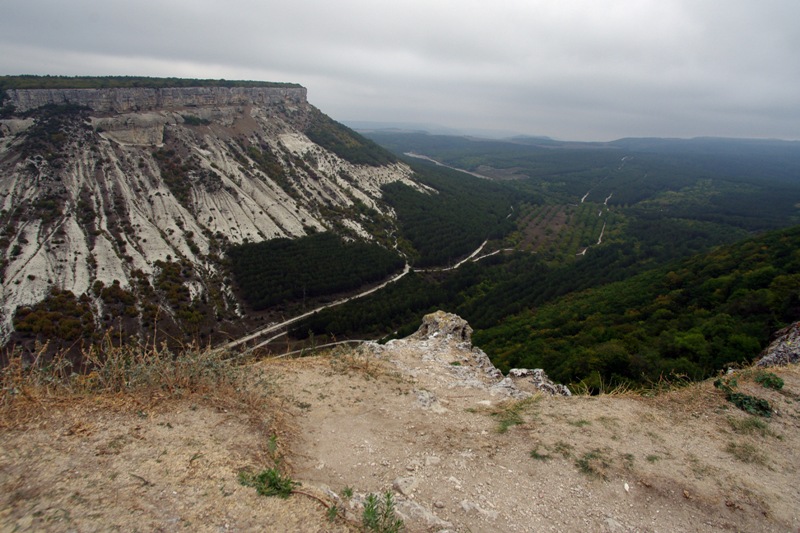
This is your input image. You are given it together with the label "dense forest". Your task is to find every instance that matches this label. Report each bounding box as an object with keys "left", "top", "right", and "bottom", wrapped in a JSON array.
[
  {"left": 475, "top": 225, "right": 800, "bottom": 390},
  {"left": 227, "top": 233, "right": 404, "bottom": 311},
  {"left": 382, "top": 160, "right": 525, "bottom": 266},
  {"left": 288, "top": 132, "right": 800, "bottom": 389},
  {"left": 369, "top": 133, "right": 800, "bottom": 229}
]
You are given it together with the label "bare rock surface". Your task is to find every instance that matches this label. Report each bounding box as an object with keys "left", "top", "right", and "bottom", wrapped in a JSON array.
[
  {"left": 757, "top": 321, "right": 800, "bottom": 367},
  {"left": 5, "top": 86, "right": 308, "bottom": 114}
]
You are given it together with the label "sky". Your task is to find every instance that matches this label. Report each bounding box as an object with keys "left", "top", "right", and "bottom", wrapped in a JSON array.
[{"left": 1, "top": 0, "right": 799, "bottom": 141}]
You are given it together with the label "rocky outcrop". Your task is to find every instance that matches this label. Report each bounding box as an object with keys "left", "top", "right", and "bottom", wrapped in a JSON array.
[
  {"left": 757, "top": 322, "right": 800, "bottom": 367},
  {"left": 379, "top": 311, "right": 571, "bottom": 398},
  {"left": 412, "top": 309, "right": 473, "bottom": 344},
  {"left": 508, "top": 368, "right": 572, "bottom": 396},
  {"left": 5, "top": 86, "right": 307, "bottom": 114}
]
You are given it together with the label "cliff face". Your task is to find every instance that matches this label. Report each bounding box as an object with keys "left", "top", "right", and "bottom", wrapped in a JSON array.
[
  {"left": 5, "top": 86, "right": 308, "bottom": 114},
  {"left": 0, "top": 85, "right": 417, "bottom": 347}
]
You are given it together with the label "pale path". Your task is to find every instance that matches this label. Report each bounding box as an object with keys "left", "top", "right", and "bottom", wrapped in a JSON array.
[
  {"left": 412, "top": 240, "right": 488, "bottom": 273},
  {"left": 224, "top": 263, "right": 411, "bottom": 350},
  {"left": 403, "top": 152, "right": 492, "bottom": 180}
]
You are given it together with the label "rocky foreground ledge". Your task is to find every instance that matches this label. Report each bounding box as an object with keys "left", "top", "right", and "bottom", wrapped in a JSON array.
[
  {"left": 2, "top": 312, "right": 798, "bottom": 532},
  {"left": 283, "top": 312, "right": 799, "bottom": 532}
]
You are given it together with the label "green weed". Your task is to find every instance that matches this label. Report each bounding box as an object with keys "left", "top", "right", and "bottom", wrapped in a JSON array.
[
  {"left": 728, "top": 416, "right": 777, "bottom": 437},
  {"left": 238, "top": 468, "right": 299, "bottom": 498},
  {"left": 491, "top": 396, "right": 539, "bottom": 433},
  {"left": 621, "top": 453, "right": 635, "bottom": 470},
  {"left": 568, "top": 419, "right": 591, "bottom": 427},
  {"left": 326, "top": 505, "right": 339, "bottom": 522},
  {"left": 754, "top": 371, "right": 784, "bottom": 391},
  {"left": 362, "top": 491, "right": 404, "bottom": 533},
  {"left": 553, "top": 441, "right": 574, "bottom": 458}
]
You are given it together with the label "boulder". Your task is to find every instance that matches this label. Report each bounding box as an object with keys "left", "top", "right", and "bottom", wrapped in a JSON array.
[{"left": 413, "top": 310, "right": 473, "bottom": 343}]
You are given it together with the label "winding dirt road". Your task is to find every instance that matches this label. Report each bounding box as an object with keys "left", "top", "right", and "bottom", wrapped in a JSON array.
[{"left": 224, "top": 237, "right": 501, "bottom": 351}]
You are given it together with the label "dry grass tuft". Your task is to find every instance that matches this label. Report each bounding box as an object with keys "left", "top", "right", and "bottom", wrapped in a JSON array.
[
  {"left": 1, "top": 336, "right": 272, "bottom": 429},
  {"left": 326, "top": 345, "right": 392, "bottom": 381},
  {"left": 725, "top": 441, "right": 768, "bottom": 465},
  {"left": 646, "top": 377, "right": 723, "bottom": 416}
]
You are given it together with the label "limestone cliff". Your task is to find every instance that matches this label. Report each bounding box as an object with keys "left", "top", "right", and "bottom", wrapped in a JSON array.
[
  {"left": 0, "top": 83, "right": 419, "bottom": 347},
  {"left": 4, "top": 86, "right": 308, "bottom": 114}
]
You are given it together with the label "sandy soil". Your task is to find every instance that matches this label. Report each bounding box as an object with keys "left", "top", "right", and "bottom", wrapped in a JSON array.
[{"left": 2, "top": 318, "right": 799, "bottom": 532}]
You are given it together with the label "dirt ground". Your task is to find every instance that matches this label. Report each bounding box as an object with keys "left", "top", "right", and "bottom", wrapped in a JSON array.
[{"left": 2, "top": 319, "right": 799, "bottom": 532}]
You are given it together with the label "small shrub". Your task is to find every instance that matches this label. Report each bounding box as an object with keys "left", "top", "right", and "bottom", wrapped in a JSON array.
[
  {"left": 754, "top": 371, "right": 784, "bottom": 390},
  {"left": 714, "top": 376, "right": 772, "bottom": 417},
  {"left": 727, "top": 392, "right": 772, "bottom": 418},
  {"left": 238, "top": 468, "right": 298, "bottom": 498},
  {"left": 362, "top": 491, "right": 404, "bottom": 533},
  {"left": 181, "top": 114, "right": 210, "bottom": 126}
]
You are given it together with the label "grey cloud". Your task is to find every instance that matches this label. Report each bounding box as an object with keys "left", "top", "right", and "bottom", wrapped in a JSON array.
[{"left": 1, "top": 0, "right": 798, "bottom": 140}]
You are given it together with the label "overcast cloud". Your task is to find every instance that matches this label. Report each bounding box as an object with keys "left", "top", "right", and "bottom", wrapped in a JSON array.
[{"left": 1, "top": 0, "right": 798, "bottom": 141}]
